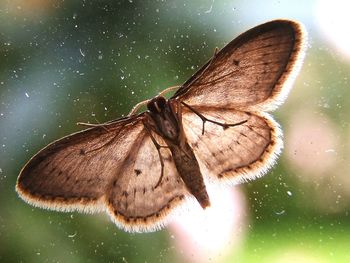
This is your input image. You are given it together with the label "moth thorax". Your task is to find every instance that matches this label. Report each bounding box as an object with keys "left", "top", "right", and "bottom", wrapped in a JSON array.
[{"left": 162, "top": 119, "right": 178, "bottom": 140}]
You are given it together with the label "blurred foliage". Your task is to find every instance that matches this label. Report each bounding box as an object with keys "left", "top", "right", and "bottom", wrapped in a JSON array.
[{"left": 1, "top": 0, "right": 350, "bottom": 262}]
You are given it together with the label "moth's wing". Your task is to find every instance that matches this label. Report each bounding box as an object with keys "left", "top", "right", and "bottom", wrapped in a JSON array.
[
  {"left": 182, "top": 106, "right": 281, "bottom": 184},
  {"left": 16, "top": 116, "right": 146, "bottom": 213},
  {"left": 106, "top": 131, "right": 189, "bottom": 233},
  {"left": 17, "top": 114, "right": 190, "bottom": 232},
  {"left": 173, "top": 20, "right": 307, "bottom": 111}
]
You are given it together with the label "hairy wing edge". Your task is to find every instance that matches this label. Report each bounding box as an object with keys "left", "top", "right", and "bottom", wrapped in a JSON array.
[
  {"left": 15, "top": 117, "right": 141, "bottom": 214},
  {"left": 184, "top": 111, "right": 283, "bottom": 186},
  {"left": 249, "top": 21, "right": 307, "bottom": 112},
  {"left": 217, "top": 112, "right": 283, "bottom": 185}
]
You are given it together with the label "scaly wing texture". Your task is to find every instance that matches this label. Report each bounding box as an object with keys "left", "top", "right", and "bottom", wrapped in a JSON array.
[
  {"left": 17, "top": 115, "right": 190, "bottom": 232},
  {"left": 106, "top": 132, "right": 189, "bottom": 232},
  {"left": 173, "top": 20, "right": 307, "bottom": 111},
  {"left": 181, "top": 107, "right": 282, "bottom": 184},
  {"left": 16, "top": 116, "right": 146, "bottom": 213}
]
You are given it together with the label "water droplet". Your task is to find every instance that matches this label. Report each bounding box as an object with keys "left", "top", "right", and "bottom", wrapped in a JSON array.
[
  {"left": 79, "top": 48, "right": 85, "bottom": 57},
  {"left": 68, "top": 231, "right": 77, "bottom": 238},
  {"left": 275, "top": 210, "right": 285, "bottom": 215}
]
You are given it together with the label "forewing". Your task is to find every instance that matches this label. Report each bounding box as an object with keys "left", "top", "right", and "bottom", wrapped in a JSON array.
[
  {"left": 182, "top": 107, "right": 282, "bottom": 184},
  {"left": 173, "top": 20, "right": 306, "bottom": 111},
  {"left": 16, "top": 116, "right": 145, "bottom": 213},
  {"left": 106, "top": 131, "right": 189, "bottom": 233}
]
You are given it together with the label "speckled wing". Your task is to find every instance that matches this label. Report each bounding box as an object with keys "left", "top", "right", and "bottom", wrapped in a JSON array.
[
  {"left": 16, "top": 116, "right": 145, "bottom": 213},
  {"left": 106, "top": 131, "right": 188, "bottom": 233},
  {"left": 181, "top": 106, "right": 282, "bottom": 184},
  {"left": 17, "top": 115, "right": 189, "bottom": 232},
  {"left": 173, "top": 20, "right": 307, "bottom": 112}
]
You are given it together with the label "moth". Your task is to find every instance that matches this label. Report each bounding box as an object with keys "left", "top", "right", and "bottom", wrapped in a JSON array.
[{"left": 16, "top": 19, "right": 307, "bottom": 232}]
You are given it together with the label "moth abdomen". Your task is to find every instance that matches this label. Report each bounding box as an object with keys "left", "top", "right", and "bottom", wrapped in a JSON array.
[{"left": 170, "top": 143, "right": 210, "bottom": 209}]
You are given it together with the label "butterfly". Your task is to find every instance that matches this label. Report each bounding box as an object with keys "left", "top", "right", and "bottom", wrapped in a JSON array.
[{"left": 16, "top": 19, "right": 307, "bottom": 232}]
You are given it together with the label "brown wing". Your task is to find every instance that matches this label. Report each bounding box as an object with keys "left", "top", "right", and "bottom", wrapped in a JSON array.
[
  {"left": 181, "top": 106, "right": 282, "bottom": 184},
  {"left": 16, "top": 116, "right": 145, "bottom": 213},
  {"left": 105, "top": 131, "right": 189, "bottom": 232},
  {"left": 172, "top": 20, "right": 307, "bottom": 111},
  {"left": 17, "top": 115, "right": 190, "bottom": 232}
]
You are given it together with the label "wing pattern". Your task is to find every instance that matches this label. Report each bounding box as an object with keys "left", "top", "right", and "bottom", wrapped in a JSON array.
[
  {"left": 181, "top": 106, "right": 282, "bottom": 185},
  {"left": 17, "top": 117, "right": 141, "bottom": 213},
  {"left": 17, "top": 115, "right": 190, "bottom": 232},
  {"left": 173, "top": 20, "right": 306, "bottom": 112},
  {"left": 106, "top": 132, "right": 189, "bottom": 232}
]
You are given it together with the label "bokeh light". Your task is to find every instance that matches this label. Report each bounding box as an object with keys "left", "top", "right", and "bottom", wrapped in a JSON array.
[
  {"left": 286, "top": 109, "right": 338, "bottom": 177},
  {"left": 315, "top": 0, "right": 350, "bottom": 59},
  {"left": 170, "top": 186, "right": 246, "bottom": 263}
]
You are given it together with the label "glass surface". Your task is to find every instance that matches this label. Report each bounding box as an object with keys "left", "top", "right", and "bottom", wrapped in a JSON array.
[{"left": 1, "top": 0, "right": 349, "bottom": 262}]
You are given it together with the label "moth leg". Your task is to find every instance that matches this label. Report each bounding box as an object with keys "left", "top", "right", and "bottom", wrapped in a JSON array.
[
  {"left": 77, "top": 122, "right": 110, "bottom": 132},
  {"left": 181, "top": 102, "right": 247, "bottom": 135},
  {"left": 213, "top": 46, "right": 219, "bottom": 56},
  {"left": 128, "top": 99, "right": 151, "bottom": 116},
  {"left": 142, "top": 121, "right": 169, "bottom": 188},
  {"left": 158, "top": 85, "right": 182, "bottom": 97}
]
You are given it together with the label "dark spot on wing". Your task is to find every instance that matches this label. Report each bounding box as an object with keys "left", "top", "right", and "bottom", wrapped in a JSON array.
[
  {"left": 240, "top": 132, "right": 248, "bottom": 138},
  {"left": 49, "top": 167, "right": 56, "bottom": 174},
  {"left": 79, "top": 149, "right": 85, "bottom": 155},
  {"left": 191, "top": 141, "right": 199, "bottom": 148},
  {"left": 134, "top": 169, "right": 142, "bottom": 176}
]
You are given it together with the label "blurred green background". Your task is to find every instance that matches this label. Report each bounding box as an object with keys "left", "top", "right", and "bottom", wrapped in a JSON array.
[{"left": 1, "top": 0, "right": 350, "bottom": 262}]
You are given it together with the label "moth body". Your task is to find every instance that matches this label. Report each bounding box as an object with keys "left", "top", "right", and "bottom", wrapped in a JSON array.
[
  {"left": 169, "top": 143, "right": 210, "bottom": 209},
  {"left": 147, "top": 96, "right": 210, "bottom": 208}
]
